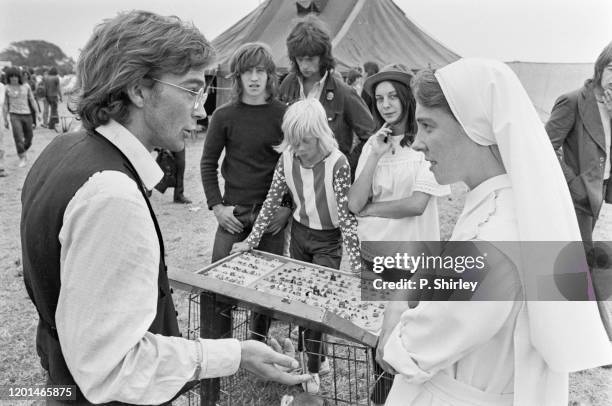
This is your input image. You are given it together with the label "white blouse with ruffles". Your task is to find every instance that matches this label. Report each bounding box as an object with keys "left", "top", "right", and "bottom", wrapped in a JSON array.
[{"left": 355, "top": 135, "right": 450, "bottom": 247}]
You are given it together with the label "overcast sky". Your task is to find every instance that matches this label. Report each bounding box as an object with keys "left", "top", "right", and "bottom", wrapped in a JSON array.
[{"left": 1, "top": 0, "right": 611, "bottom": 63}]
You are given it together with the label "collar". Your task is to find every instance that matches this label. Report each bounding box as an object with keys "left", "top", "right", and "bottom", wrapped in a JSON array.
[
  {"left": 463, "top": 174, "right": 512, "bottom": 214},
  {"left": 298, "top": 70, "right": 329, "bottom": 99},
  {"left": 95, "top": 119, "right": 164, "bottom": 190}
]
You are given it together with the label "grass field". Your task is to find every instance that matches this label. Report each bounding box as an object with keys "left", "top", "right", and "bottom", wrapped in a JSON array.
[{"left": 0, "top": 120, "right": 610, "bottom": 405}]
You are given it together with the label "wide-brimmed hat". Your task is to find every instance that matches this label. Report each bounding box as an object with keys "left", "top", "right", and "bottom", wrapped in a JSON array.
[{"left": 363, "top": 63, "right": 413, "bottom": 97}]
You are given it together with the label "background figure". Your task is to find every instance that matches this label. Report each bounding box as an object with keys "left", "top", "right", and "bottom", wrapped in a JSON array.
[
  {"left": 346, "top": 68, "right": 363, "bottom": 95},
  {"left": 3, "top": 66, "right": 40, "bottom": 167},
  {"left": 546, "top": 41, "right": 612, "bottom": 339},
  {"left": 172, "top": 148, "right": 191, "bottom": 203},
  {"left": 44, "top": 66, "right": 62, "bottom": 131},
  {"left": 0, "top": 73, "right": 6, "bottom": 176},
  {"left": 546, "top": 43, "right": 612, "bottom": 261},
  {"left": 35, "top": 70, "right": 49, "bottom": 126},
  {"left": 22, "top": 69, "right": 38, "bottom": 127},
  {"left": 278, "top": 14, "right": 374, "bottom": 177},
  {"left": 360, "top": 61, "right": 380, "bottom": 111}
]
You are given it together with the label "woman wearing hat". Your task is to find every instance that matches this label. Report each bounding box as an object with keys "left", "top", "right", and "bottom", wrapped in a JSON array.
[
  {"left": 380, "top": 58, "right": 612, "bottom": 405},
  {"left": 347, "top": 64, "right": 449, "bottom": 405}
]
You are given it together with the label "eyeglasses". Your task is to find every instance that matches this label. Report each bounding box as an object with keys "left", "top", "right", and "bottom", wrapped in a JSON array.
[{"left": 151, "top": 78, "right": 208, "bottom": 111}]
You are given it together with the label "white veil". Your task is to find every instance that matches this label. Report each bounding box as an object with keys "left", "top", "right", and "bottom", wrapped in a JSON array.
[{"left": 435, "top": 58, "right": 612, "bottom": 371}]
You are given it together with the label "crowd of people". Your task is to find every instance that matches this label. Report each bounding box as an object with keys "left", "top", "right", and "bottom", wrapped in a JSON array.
[
  {"left": 16, "top": 9, "right": 612, "bottom": 406},
  {"left": 0, "top": 66, "right": 62, "bottom": 175}
]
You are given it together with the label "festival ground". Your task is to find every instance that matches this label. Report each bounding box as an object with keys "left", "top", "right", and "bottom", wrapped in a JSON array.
[{"left": 0, "top": 109, "right": 610, "bottom": 404}]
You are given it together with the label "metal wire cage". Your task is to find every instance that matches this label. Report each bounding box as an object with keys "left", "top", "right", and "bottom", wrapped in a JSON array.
[{"left": 177, "top": 293, "right": 393, "bottom": 406}]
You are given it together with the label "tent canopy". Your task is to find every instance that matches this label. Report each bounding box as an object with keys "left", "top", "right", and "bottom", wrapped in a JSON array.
[
  {"left": 210, "top": 0, "right": 460, "bottom": 75},
  {"left": 208, "top": 0, "right": 592, "bottom": 122}
]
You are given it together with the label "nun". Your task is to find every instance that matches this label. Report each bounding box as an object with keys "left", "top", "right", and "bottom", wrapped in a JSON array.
[{"left": 380, "top": 58, "right": 612, "bottom": 405}]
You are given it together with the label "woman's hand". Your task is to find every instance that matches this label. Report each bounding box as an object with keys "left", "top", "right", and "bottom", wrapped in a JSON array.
[{"left": 369, "top": 123, "right": 393, "bottom": 157}]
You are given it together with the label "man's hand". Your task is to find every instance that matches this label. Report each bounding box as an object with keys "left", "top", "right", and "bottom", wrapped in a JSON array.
[
  {"left": 4, "top": 120, "right": 8, "bottom": 129},
  {"left": 230, "top": 241, "right": 251, "bottom": 254},
  {"left": 266, "top": 207, "right": 292, "bottom": 235},
  {"left": 213, "top": 204, "right": 243, "bottom": 234},
  {"left": 375, "top": 300, "right": 409, "bottom": 374},
  {"left": 268, "top": 337, "right": 297, "bottom": 372},
  {"left": 239, "top": 340, "right": 311, "bottom": 385}
]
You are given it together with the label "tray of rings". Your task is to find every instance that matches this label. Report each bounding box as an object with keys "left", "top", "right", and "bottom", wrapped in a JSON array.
[{"left": 170, "top": 250, "right": 386, "bottom": 345}]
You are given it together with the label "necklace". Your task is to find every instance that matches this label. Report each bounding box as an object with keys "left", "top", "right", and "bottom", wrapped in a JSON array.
[
  {"left": 7, "top": 85, "right": 21, "bottom": 98},
  {"left": 297, "top": 151, "right": 330, "bottom": 168}
]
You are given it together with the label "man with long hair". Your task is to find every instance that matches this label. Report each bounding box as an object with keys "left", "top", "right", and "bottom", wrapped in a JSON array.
[
  {"left": 279, "top": 15, "right": 374, "bottom": 176},
  {"left": 44, "top": 66, "right": 61, "bottom": 131},
  {"left": 21, "top": 11, "right": 308, "bottom": 405},
  {"left": 546, "top": 42, "right": 612, "bottom": 311},
  {"left": 201, "top": 42, "right": 292, "bottom": 347}
]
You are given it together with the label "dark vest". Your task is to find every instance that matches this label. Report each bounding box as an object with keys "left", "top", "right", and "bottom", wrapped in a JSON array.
[{"left": 21, "top": 130, "right": 183, "bottom": 405}]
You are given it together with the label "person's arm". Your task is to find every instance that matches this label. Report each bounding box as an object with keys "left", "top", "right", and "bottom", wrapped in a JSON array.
[
  {"left": 233, "top": 159, "right": 289, "bottom": 252},
  {"left": 332, "top": 156, "right": 361, "bottom": 273},
  {"left": 348, "top": 126, "right": 392, "bottom": 214},
  {"left": 58, "top": 171, "right": 309, "bottom": 404},
  {"left": 382, "top": 246, "right": 520, "bottom": 383},
  {"left": 545, "top": 93, "right": 579, "bottom": 182},
  {"left": 359, "top": 192, "right": 431, "bottom": 218},
  {"left": 27, "top": 86, "right": 41, "bottom": 115},
  {"left": 3, "top": 90, "right": 8, "bottom": 128},
  {"left": 200, "top": 110, "right": 243, "bottom": 234},
  {"left": 57, "top": 77, "right": 63, "bottom": 102},
  {"left": 57, "top": 171, "right": 242, "bottom": 404},
  {"left": 200, "top": 110, "right": 226, "bottom": 209}
]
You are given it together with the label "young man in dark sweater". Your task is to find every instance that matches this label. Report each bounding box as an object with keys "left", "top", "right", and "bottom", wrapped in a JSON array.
[{"left": 200, "top": 42, "right": 293, "bottom": 337}]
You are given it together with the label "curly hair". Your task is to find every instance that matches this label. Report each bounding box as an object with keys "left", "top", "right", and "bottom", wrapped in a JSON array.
[
  {"left": 71, "top": 10, "right": 214, "bottom": 130},
  {"left": 286, "top": 15, "right": 335, "bottom": 76},
  {"left": 229, "top": 42, "right": 278, "bottom": 103},
  {"left": 4, "top": 67, "right": 23, "bottom": 85}
]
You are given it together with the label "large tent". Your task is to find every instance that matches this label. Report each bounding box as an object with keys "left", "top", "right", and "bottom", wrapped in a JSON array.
[{"left": 207, "top": 0, "right": 460, "bottom": 106}]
